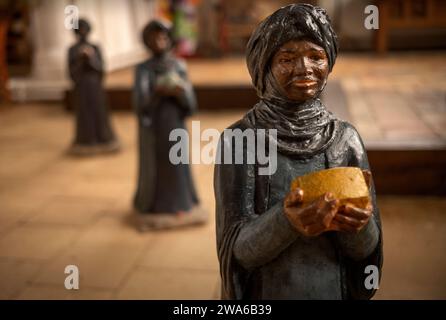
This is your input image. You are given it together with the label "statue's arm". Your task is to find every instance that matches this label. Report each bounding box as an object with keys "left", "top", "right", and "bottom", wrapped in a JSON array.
[
  {"left": 87, "top": 45, "right": 104, "bottom": 74},
  {"left": 68, "top": 46, "right": 82, "bottom": 82},
  {"left": 335, "top": 123, "right": 381, "bottom": 261},
  {"left": 336, "top": 208, "right": 380, "bottom": 260},
  {"left": 176, "top": 60, "right": 197, "bottom": 115},
  {"left": 132, "top": 64, "right": 152, "bottom": 117},
  {"left": 215, "top": 134, "right": 297, "bottom": 271},
  {"left": 232, "top": 200, "right": 299, "bottom": 270}
]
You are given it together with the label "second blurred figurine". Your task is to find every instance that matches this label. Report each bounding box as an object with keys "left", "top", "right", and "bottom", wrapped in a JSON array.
[{"left": 133, "top": 20, "right": 206, "bottom": 230}]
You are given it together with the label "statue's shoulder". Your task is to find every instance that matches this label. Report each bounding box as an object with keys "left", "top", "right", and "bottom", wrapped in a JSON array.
[
  {"left": 225, "top": 119, "right": 250, "bottom": 131},
  {"left": 174, "top": 58, "right": 187, "bottom": 69},
  {"left": 335, "top": 120, "right": 364, "bottom": 146},
  {"left": 170, "top": 58, "right": 189, "bottom": 76},
  {"left": 68, "top": 43, "right": 79, "bottom": 53},
  {"left": 326, "top": 120, "right": 367, "bottom": 166},
  {"left": 217, "top": 119, "right": 252, "bottom": 152},
  {"left": 92, "top": 43, "right": 101, "bottom": 51},
  {"left": 135, "top": 59, "right": 153, "bottom": 73}
]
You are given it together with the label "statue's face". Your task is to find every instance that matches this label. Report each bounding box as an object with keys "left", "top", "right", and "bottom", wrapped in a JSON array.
[
  {"left": 271, "top": 39, "right": 329, "bottom": 102},
  {"left": 147, "top": 30, "right": 171, "bottom": 56},
  {"left": 76, "top": 21, "right": 91, "bottom": 40}
]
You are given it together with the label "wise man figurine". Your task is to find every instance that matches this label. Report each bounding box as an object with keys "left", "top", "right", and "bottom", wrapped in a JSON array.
[
  {"left": 68, "top": 18, "right": 120, "bottom": 155},
  {"left": 215, "top": 4, "right": 383, "bottom": 300},
  {"left": 133, "top": 20, "right": 207, "bottom": 230}
]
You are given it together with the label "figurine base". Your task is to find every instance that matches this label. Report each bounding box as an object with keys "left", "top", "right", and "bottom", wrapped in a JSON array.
[
  {"left": 133, "top": 206, "right": 208, "bottom": 231},
  {"left": 68, "top": 141, "right": 120, "bottom": 156}
]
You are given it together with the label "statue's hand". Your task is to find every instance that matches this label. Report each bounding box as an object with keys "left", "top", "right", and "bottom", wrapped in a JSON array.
[
  {"left": 171, "top": 84, "right": 185, "bottom": 97},
  {"left": 283, "top": 188, "right": 339, "bottom": 237},
  {"left": 154, "top": 84, "right": 184, "bottom": 97},
  {"left": 79, "top": 45, "right": 94, "bottom": 59},
  {"left": 84, "top": 46, "right": 95, "bottom": 57},
  {"left": 329, "top": 203, "right": 373, "bottom": 233}
]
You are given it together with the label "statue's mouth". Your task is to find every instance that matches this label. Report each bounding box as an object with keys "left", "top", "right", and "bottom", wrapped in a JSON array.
[{"left": 291, "top": 80, "right": 317, "bottom": 88}]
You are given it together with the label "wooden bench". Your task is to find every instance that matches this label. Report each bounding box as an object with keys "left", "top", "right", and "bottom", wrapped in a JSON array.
[{"left": 376, "top": 0, "right": 446, "bottom": 53}]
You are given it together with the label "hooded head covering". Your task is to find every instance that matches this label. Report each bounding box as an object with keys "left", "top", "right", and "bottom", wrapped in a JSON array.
[
  {"left": 244, "top": 4, "right": 340, "bottom": 158},
  {"left": 141, "top": 19, "right": 176, "bottom": 71},
  {"left": 74, "top": 18, "right": 91, "bottom": 39},
  {"left": 246, "top": 3, "right": 338, "bottom": 99},
  {"left": 141, "top": 19, "right": 173, "bottom": 50}
]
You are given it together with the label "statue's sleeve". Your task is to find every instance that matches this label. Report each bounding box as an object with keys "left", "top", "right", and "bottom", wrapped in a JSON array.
[
  {"left": 87, "top": 45, "right": 104, "bottom": 74},
  {"left": 215, "top": 127, "right": 298, "bottom": 298},
  {"left": 335, "top": 122, "right": 384, "bottom": 299},
  {"left": 68, "top": 46, "right": 82, "bottom": 83},
  {"left": 132, "top": 64, "right": 151, "bottom": 117},
  {"left": 176, "top": 59, "right": 197, "bottom": 116},
  {"left": 232, "top": 200, "right": 299, "bottom": 270}
]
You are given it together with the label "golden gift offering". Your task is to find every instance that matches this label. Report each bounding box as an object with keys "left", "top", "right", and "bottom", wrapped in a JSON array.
[{"left": 290, "top": 167, "right": 371, "bottom": 209}]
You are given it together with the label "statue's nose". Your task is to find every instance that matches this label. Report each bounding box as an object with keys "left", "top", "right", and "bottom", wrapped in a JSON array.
[{"left": 293, "top": 57, "right": 313, "bottom": 76}]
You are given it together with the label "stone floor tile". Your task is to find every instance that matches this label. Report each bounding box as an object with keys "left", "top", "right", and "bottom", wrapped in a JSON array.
[
  {"left": 116, "top": 268, "right": 219, "bottom": 300},
  {"left": 27, "top": 196, "right": 112, "bottom": 226},
  {"left": 33, "top": 243, "right": 145, "bottom": 289},
  {"left": 0, "top": 225, "right": 79, "bottom": 260},
  {"left": 33, "top": 216, "right": 152, "bottom": 289},
  {"left": 16, "top": 285, "right": 113, "bottom": 300},
  {"left": 0, "top": 258, "right": 42, "bottom": 299},
  {"left": 138, "top": 224, "right": 218, "bottom": 272}
]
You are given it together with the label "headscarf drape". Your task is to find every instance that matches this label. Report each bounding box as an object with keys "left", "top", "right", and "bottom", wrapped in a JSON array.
[{"left": 244, "top": 3, "right": 340, "bottom": 158}]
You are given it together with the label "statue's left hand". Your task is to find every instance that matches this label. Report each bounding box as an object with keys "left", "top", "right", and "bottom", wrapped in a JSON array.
[
  {"left": 171, "top": 84, "right": 185, "bottom": 97},
  {"left": 328, "top": 169, "right": 373, "bottom": 233},
  {"left": 80, "top": 45, "right": 94, "bottom": 58},
  {"left": 329, "top": 203, "right": 373, "bottom": 233},
  {"left": 154, "top": 84, "right": 185, "bottom": 97}
]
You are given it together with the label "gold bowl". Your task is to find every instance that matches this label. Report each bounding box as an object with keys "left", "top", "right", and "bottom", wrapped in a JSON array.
[{"left": 290, "top": 167, "right": 371, "bottom": 209}]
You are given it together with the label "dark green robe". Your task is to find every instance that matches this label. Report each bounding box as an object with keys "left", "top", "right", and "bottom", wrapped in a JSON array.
[
  {"left": 215, "top": 119, "right": 383, "bottom": 299},
  {"left": 133, "top": 56, "right": 199, "bottom": 213}
]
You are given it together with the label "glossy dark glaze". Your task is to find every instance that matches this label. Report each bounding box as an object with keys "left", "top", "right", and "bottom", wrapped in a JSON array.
[
  {"left": 214, "top": 4, "right": 383, "bottom": 300},
  {"left": 133, "top": 20, "right": 199, "bottom": 214},
  {"left": 68, "top": 19, "right": 118, "bottom": 150}
]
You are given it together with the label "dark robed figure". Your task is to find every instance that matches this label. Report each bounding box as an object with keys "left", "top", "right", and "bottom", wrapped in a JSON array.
[
  {"left": 133, "top": 20, "right": 205, "bottom": 230},
  {"left": 215, "top": 4, "right": 383, "bottom": 299},
  {"left": 68, "top": 19, "right": 119, "bottom": 155}
]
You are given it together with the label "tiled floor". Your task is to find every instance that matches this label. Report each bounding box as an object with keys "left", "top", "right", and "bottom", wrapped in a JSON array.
[
  {"left": 0, "top": 103, "right": 445, "bottom": 299},
  {"left": 374, "top": 196, "right": 446, "bottom": 300},
  {"left": 0, "top": 104, "right": 225, "bottom": 300}
]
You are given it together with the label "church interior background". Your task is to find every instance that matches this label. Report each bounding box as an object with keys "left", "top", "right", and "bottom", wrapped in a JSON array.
[{"left": 0, "top": 0, "right": 445, "bottom": 299}]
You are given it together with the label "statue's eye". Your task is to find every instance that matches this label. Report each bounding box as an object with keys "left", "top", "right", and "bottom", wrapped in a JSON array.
[
  {"left": 279, "top": 58, "right": 293, "bottom": 64},
  {"left": 310, "top": 54, "right": 324, "bottom": 61}
]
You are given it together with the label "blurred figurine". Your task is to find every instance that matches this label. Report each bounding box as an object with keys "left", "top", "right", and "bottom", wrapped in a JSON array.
[
  {"left": 68, "top": 18, "right": 119, "bottom": 155},
  {"left": 215, "top": 4, "right": 383, "bottom": 299},
  {"left": 133, "top": 20, "right": 206, "bottom": 230}
]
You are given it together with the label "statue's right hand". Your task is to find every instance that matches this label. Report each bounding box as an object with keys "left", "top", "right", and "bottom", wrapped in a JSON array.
[{"left": 283, "top": 188, "right": 339, "bottom": 237}]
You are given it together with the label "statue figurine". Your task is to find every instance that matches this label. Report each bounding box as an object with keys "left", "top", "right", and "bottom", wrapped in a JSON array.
[
  {"left": 68, "top": 18, "right": 120, "bottom": 155},
  {"left": 132, "top": 20, "right": 207, "bottom": 230},
  {"left": 215, "top": 4, "right": 383, "bottom": 299}
]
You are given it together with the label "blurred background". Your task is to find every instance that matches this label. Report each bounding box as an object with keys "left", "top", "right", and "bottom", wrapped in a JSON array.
[{"left": 0, "top": 0, "right": 445, "bottom": 299}]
